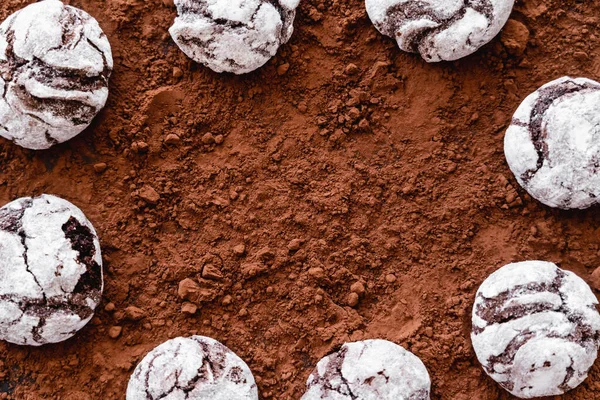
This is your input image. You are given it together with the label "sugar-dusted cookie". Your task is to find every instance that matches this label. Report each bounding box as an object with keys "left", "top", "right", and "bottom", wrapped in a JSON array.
[
  {"left": 169, "top": 0, "right": 299, "bottom": 74},
  {"left": 472, "top": 261, "right": 600, "bottom": 398},
  {"left": 127, "top": 336, "right": 258, "bottom": 400},
  {"left": 365, "top": 0, "right": 515, "bottom": 62},
  {"left": 0, "top": 0, "right": 113, "bottom": 150},
  {"left": 504, "top": 77, "right": 600, "bottom": 209},
  {"left": 302, "top": 339, "right": 431, "bottom": 399},
  {"left": 0, "top": 194, "right": 103, "bottom": 345}
]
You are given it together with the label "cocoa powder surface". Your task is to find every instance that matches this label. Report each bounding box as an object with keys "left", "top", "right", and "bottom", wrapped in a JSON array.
[{"left": 1, "top": 0, "right": 600, "bottom": 399}]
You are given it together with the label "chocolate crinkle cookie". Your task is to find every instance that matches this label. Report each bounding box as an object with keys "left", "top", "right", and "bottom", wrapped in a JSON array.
[
  {"left": 365, "top": 0, "right": 515, "bottom": 62},
  {"left": 504, "top": 77, "right": 600, "bottom": 209},
  {"left": 169, "top": 0, "right": 300, "bottom": 74},
  {"left": 0, "top": 194, "right": 103, "bottom": 346},
  {"left": 127, "top": 336, "right": 258, "bottom": 400},
  {"left": 301, "top": 339, "right": 431, "bottom": 400},
  {"left": 471, "top": 261, "right": 600, "bottom": 398},
  {"left": 0, "top": 0, "right": 113, "bottom": 150}
]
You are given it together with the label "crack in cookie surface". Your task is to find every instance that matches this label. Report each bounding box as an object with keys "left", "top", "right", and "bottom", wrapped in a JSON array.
[
  {"left": 384, "top": 0, "right": 494, "bottom": 53},
  {"left": 62, "top": 216, "right": 103, "bottom": 299},
  {"left": 518, "top": 80, "right": 600, "bottom": 183}
]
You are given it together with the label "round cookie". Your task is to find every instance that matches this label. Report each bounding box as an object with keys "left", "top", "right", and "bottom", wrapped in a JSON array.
[
  {"left": 127, "top": 336, "right": 258, "bottom": 400},
  {"left": 301, "top": 339, "right": 431, "bottom": 399},
  {"left": 0, "top": 194, "right": 103, "bottom": 346},
  {"left": 471, "top": 261, "right": 600, "bottom": 398},
  {"left": 504, "top": 77, "right": 600, "bottom": 209},
  {"left": 169, "top": 0, "right": 300, "bottom": 75},
  {"left": 365, "top": 0, "right": 515, "bottom": 62},
  {"left": 0, "top": 0, "right": 113, "bottom": 150}
]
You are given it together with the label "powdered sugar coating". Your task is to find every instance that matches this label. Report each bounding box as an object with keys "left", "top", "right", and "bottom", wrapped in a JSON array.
[
  {"left": 504, "top": 76, "right": 600, "bottom": 209},
  {"left": 169, "top": 0, "right": 299, "bottom": 74},
  {"left": 471, "top": 261, "right": 600, "bottom": 398},
  {"left": 0, "top": 194, "right": 103, "bottom": 346},
  {"left": 127, "top": 336, "right": 258, "bottom": 400},
  {"left": 365, "top": 0, "right": 515, "bottom": 62},
  {"left": 301, "top": 339, "right": 430, "bottom": 399},
  {"left": 0, "top": 0, "right": 113, "bottom": 150}
]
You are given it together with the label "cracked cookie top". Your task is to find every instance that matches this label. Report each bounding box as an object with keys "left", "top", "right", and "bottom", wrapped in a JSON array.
[
  {"left": 471, "top": 261, "right": 600, "bottom": 398},
  {"left": 0, "top": 194, "right": 103, "bottom": 346},
  {"left": 504, "top": 76, "right": 600, "bottom": 209},
  {"left": 0, "top": 0, "right": 113, "bottom": 150},
  {"left": 365, "top": 0, "right": 514, "bottom": 62},
  {"left": 169, "top": 0, "right": 300, "bottom": 75},
  {"left": 301, "top": 339, "right": 431, "bottom": 400},
  {"left": 126, "top": 335, "right": 258, "bottom": 400}
]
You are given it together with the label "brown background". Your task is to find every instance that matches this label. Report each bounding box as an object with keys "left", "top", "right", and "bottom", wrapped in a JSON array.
[{"left": 1, "top": 0, "right": 600, "bottom": 399}]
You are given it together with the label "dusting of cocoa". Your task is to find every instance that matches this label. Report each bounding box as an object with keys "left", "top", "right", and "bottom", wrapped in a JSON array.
[{"left": 0, "top": 0, "right": 599, "bottom": 399}]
